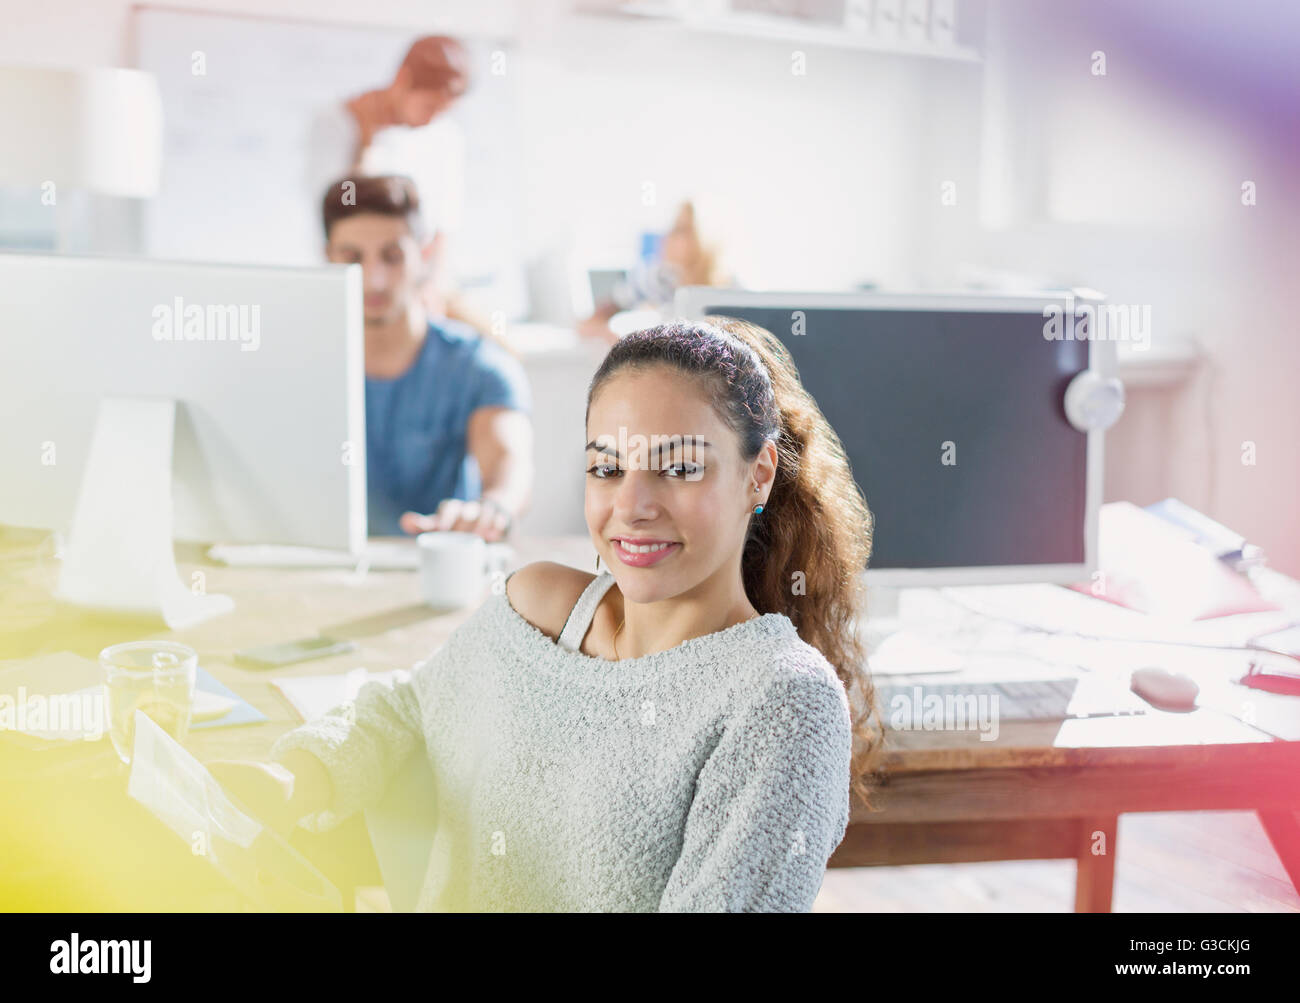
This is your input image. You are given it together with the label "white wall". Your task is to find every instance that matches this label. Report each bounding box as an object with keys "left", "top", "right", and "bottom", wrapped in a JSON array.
[
  {"left": 908, "top": 0, "right": 1300, "bottom": 575},
  {"left": 0, "top": 0, "right": 517, "bottom": 64},
  {"left": 509, "top": 15, "right": 936, "bottom": 291},
  {"left": 1, "top": 0, "right": 932, "bottom": 291}
]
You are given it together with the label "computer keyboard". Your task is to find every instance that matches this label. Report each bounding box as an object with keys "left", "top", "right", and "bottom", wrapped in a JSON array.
[{"left": 874, "top": 677, "right": 1148, "bottom": 721}]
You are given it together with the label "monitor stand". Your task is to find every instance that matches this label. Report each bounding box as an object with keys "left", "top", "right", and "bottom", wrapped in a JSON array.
[{"left": 56, "top": 397, "right": 234, "bottom": 630}]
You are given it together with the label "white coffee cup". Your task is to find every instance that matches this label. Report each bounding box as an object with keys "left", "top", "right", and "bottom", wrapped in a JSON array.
[{"left": 417, "top": 532, "right": 511, "bottom": 609}]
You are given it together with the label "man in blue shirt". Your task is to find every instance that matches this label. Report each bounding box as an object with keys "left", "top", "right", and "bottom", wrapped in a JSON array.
[{"left": 322, "top": 175, "right": 533, "bottom": 540}]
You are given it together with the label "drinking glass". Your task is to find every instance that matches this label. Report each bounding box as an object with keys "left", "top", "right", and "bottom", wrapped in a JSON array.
[{"left": 100, "top": 640, "right": 198, "bottom": 764}]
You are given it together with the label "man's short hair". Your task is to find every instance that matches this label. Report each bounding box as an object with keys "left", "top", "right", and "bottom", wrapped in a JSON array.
[{"left": 322, "top": 175, "right": 427, "bottom": 242}]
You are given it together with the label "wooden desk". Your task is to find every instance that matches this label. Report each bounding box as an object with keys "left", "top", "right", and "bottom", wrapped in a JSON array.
[
  {"left": 833, "top": 715, "right": 1300, "bottom": 912},
  {"left": 829, "top": 570, "right": 1300, "bottom": 911},
  {"left": 3, "top": 528, "right": 1298, "bottom": 912}
]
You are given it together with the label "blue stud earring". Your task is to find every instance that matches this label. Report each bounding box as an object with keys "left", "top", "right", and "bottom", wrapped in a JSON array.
[{"left": 753, "top": 504, "right": 764, "bottom": 514}]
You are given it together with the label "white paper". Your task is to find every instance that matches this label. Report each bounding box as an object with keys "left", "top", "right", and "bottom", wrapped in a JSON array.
[
  {"left": 867, "top": 629, "right": 967, "bottom": 676},
  {"left": 271, "top": 668, "right": 406, "bottom": 723},
  {"left": 127, "top": 710, "right": 263, "bottom": 853}
]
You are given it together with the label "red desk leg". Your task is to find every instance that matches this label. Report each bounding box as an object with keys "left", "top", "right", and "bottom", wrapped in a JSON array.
[
  {"left": 1075, "top": 816, "right": 1118, "bottom": 913},
  {"left": 1257, "top": 810, "right": 1300, "bottom": 892}
]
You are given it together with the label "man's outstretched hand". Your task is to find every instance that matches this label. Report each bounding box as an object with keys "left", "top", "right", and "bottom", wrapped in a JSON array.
[{"left": 400, "top": 497, "right": 510, "bottom": 542}]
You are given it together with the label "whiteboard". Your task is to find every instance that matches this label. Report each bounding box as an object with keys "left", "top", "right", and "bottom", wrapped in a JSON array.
[{"left": 134, "top": 7, "right": 526, "bottom": 315}]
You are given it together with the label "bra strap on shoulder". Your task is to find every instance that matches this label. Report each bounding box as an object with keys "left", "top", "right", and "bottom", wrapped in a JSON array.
[{"left": 556, "top": 572, "right": 616, "bottom": 652}]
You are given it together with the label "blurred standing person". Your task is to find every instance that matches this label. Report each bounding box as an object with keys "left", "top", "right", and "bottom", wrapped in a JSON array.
[
  {"left": 307, "top": 36, "right": 474, "bottom": 324},
  {"left": 578, "top": 200, "right": 734, "bottom": 345}
]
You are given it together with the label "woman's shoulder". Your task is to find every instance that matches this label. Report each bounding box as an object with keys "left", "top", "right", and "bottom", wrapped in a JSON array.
[
  {"left": 748, "top": 621, "right": 849, "bottom": 700},
  {"left": 504, "top": 561, "right": 598, "bottom": 643}
]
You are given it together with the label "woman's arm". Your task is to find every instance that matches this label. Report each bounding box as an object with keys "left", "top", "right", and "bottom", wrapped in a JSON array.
[
  {"left": 278, "top": 747, "right": 334, "bottom": 821},
  {"left": 657, "top": 671, "right": 853, "bottom": 912},
  {"left": 268, "top": 659, "right": 433, "bottom": 832}
]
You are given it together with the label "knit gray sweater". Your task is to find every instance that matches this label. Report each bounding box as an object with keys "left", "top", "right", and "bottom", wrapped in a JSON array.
[{"left": 270, "top": 569, "right": 853, "bottom": 912}]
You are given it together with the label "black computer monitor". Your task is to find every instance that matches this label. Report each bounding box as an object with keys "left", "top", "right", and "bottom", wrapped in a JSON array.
[{"left": 675, "top": 289, "right": 1111, "bottom": 586}]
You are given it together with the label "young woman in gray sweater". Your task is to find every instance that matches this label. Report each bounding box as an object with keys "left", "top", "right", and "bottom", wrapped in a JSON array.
[{"left": 216, "top": 317, "right": 881, "bottom": 911}]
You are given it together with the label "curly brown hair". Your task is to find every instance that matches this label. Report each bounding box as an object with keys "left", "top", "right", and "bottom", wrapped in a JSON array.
[{"left": 586, "top": 317, "right": 885, "bottom": 811}]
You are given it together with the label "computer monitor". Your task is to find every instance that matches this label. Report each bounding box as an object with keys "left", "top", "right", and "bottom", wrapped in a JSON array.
[
  {"left": 0, "top": 252, "right": 365, "bottom": 626},
  {"left": 675, "top": 288, "right": 1121, "bottom": 587},
  {"left": 588, "top": 268, "right": 630, "bottom": 308}
]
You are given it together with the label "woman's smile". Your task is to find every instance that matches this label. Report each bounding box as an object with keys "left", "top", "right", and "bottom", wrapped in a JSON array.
[{"left": 611, "top": 538, "right": 682, "bottom": 567}]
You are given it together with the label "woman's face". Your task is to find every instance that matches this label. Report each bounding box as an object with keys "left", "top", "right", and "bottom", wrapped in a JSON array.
[{"left": 585, "top": 364, "right": 773, "bottom": 605}]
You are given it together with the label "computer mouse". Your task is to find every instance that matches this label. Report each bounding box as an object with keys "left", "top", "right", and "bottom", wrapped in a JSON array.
[{"left": 1130, "top": 667, "right": 1199, "bottom": 712}]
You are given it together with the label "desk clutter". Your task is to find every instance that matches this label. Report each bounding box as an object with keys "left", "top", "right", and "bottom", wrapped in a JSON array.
[
  {"left": 1065, "top": 500, "right": 1279, "bottom": 620},
  {"left": 867, "top": 500, "right": 1300, "bottom": 739},
  {"left": 126, "top": 709, "right": 342, "bottom": 911}
]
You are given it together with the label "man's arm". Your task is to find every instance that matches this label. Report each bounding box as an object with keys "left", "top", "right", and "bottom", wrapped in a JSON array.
[
  {"left": 399, "top": 405, "right": 533, "bottom": 540},
  {"left": 468, "top": 404, "right": 534, "bottom": 524}
]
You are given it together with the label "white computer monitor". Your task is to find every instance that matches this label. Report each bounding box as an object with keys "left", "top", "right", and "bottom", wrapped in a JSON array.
[
  {"left": 675, "top": 287, "right": 1122, "bottom": 587},
  {"left": 0, "top": 251, "right": 365, "bottom": 626}
]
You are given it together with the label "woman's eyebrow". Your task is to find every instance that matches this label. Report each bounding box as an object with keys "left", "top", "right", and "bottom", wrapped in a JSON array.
[{"left": 584, "top": 439, "right": 713, "bottom": 457}]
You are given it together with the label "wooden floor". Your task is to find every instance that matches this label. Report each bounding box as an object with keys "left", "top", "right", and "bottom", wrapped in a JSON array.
[{"left": 815, "top": 811, "right": 1300, "bottom": 912}]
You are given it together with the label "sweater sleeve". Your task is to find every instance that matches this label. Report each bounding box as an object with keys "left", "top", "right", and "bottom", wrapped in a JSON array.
[
  {"left": 657, "top": 670, "right": 853, "bottom": 913},
  {"left": 268, "top": 655, "right": 436, "bottom": 834}
]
